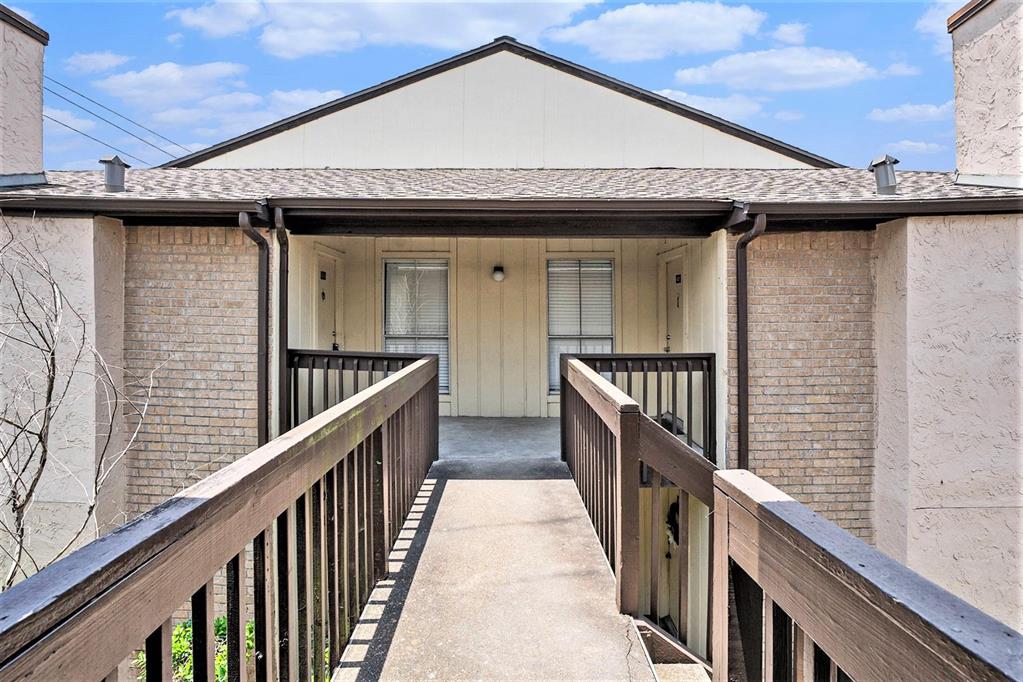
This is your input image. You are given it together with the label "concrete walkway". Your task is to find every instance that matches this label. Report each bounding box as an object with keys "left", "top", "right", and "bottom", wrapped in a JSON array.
[{"left": 336, "top": 417, "right": 654, "bottom": 681}]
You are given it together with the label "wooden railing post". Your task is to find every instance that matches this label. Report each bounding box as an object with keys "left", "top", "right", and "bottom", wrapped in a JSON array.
[{"left": 615, "top": 404, "right": 641, "bottom": 615}]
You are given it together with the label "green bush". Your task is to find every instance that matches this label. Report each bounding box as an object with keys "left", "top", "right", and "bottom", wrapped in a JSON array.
[{"left": 135, "top": 616, "right": 254, "bottom": 682}]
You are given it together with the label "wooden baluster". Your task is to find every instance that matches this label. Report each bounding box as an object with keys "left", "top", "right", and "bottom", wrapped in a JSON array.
[
  {"left": 653, "top": 360, "right": 661, "bottom": 428},
  {"left": 354, "top": 359, "right": 361, "bottom": 394},
  {"left": 361, "top": 440, "right": 372, "bottom": 606},
  {"left": 192, "top": 581, "right": 216, "bottom": 682},
  {"left": 306, "top": 356, "right": 314, "bottom": 421},
  {"left": 345, "top": 449, "right": 358, "bottom": 638},
  {"left": 676, "top": 491, "right": 689, "bottom": 645},
  {"left": 671, "top": 360, "right": 679, "bottom": 436},
  {"left": 615, "top": 404, "right": 641, "bottom": 615},
  {"left": 372, "top": 428, "right": 387, "bottom": 581},
  {"left": 626, "top": 360, "right": 633, "bottom": 398},
  {"left": 253, "top": 528, "right": 275, "bottom": 682},
  {"left": 337, "top": 462, "right": 353, "bottom": 650},
  {"left": 291, "top": 363, "right": 299, "bottom": 428},
  {"left": 686, "top": 362, "right": 694, "bottom": 448},
  {"left": 321, "top": 356, "right": 329, "bottom": 414},
  {"left": 793, "top": 624, "right": 812, "bottom": 682},
  {"left": 765, "top": 596, "right": 776, "bottom": 681},
  {"left": 275, "top": 511, "right": 291, "bottom": 681},
  {"left": 711, "top": 487, "right": 728, "bottom": 679},
  {"left": 295, "top": 494, "right": 309, "bottom": 681},
  {"left": 311, "top": 480, "right": 325, "bottom": 682},
  {"left": 192, "top": 580, "right": 215, "bottom": 682},
  {"left": 649, "top": 469, "right": 662, "bottom": 621},
  {"left": 145, "top": 619, "right": 173, "bottom": 682},
  {"left": 227, "top": 548, "right": 247, "bottom": 682},
  {"left": 324, "top": 469, "right": 339, "bottom": 668}
]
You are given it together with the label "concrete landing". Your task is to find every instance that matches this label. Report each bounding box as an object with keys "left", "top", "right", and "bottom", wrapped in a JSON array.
[{"left": 336, "top": 417, "right": 654, "bottom": 681}]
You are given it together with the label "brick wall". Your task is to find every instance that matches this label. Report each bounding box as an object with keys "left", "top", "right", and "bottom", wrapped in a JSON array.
[
  {"left": 727, "top": 230, "right": 876, "bottom": 541},
  {"left": 123, "top": 226, "right": 261, "bottom": 517}
]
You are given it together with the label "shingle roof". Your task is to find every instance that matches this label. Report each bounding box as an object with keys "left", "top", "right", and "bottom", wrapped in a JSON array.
[{"left": 2, "top": 168, "right": 1021, "bottom": 206}]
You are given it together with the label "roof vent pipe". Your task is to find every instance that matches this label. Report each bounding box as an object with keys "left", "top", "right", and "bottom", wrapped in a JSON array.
[
  {"left": 99, "top": 155, "right": 130, "bottom": 192},
  {"left": 868, "top": 154, "right": 899, "bottom": 195}
]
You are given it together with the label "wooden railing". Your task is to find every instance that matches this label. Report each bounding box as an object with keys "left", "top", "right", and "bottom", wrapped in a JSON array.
[
  {"left": 561, "top": 355, "right": 717, "bottom": 661},
  {"left": 562, "top": 355, "right": 1022, "bottom": 680},
  {"left": 573, "top": 353, "right": 716, "bottom": 463},
  {"left": 713, "top": 470, "right": 1021, "bottom": 682},
  {"left": 0, "top": 356, "right": 439, "bottom": 681},
  {"left": 287, "top": 349, "right": 424, "bottom": 428}
]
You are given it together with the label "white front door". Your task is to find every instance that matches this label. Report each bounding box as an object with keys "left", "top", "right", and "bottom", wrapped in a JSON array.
[
  {"left": 316, "top": 254, "right": 340, "bottom": 350},
  {"left": 665, "top": 257, "right": 685, "bottom": 353}
]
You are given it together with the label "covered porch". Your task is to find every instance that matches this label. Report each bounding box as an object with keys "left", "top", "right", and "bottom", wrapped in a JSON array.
[{"left": 0, "top": 351, "right": 1014, "bottom": 681}]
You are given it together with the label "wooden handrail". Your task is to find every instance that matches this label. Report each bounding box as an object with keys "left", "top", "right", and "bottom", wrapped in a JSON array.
[
  {"left": 0, "top": 356, "right": 439, "bottom": 680},
  {"left": 713, "top": 469, "right": 1023, "bottom": 682},
  {"left": 561, "top": 355, "right": 716, "bottom": 657},
  {"left": 573, "top": 352, "right": 717, "bottom": 463},
  {"left": 286, "top": 348, "right": 431, "bottom": 429}
]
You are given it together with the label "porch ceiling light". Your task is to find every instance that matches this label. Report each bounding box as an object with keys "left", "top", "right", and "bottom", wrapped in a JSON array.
[{"left": 492, "top": 265, "right": 506, "bottom": 282}]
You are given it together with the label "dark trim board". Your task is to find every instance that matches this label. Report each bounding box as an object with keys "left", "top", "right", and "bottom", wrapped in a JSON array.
[
  {"left": 0, "top": 5, "right": 48, "bottom": 44},
  {"left": 163, "top": 37, "right": 840, "bottom": 170}
]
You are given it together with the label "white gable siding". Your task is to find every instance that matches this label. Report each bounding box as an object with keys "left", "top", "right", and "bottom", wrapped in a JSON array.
[{"left": 194, "top": 51, "right": 812, "bottom": 169}]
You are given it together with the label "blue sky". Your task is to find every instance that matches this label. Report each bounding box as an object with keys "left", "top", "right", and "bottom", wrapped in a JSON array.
[{"left": 13, "top": 1, "right": 960, "bottom": 171}]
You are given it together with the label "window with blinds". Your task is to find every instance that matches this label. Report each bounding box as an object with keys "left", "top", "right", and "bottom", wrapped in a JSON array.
[
  {"left": 547, "top": 259, "right": 614, "bottom": 392},
  {"left": 384, "top": 260, "right": 449, "bottom": 392}
]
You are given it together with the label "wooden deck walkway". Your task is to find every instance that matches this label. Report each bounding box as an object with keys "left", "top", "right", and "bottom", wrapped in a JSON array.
[{"left": 335, "top": 418, "right": 655, "bottom": 681}]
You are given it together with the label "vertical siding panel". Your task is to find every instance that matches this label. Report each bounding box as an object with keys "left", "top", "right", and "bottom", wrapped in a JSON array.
[
  {"left": 620, "top": 239, "right": 639, "bottom": 352},
  {"left": 478, "top": 239, "right": 503, "bottom": 416},
  {"left": 524, "top": 239, "right": 543, "bottom": 417},
  {"left": 501, "top": 238, "right": 527, "bottom": 416},
  {"left": 455, "top": 238, "right": 480, "bottom": 415}
]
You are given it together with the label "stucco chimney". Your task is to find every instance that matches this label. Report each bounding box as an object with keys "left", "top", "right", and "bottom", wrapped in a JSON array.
[
  {"left": 949, "top": 0, "right": 1023, "bottom": 188},
  {"left": 0, "top": 5, "right": 48, "bottom": 187}
]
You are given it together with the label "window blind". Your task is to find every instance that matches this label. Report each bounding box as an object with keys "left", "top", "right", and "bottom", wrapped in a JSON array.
[
  {"left": 547, "top": 260, "right": 613, "bottom": 391},
  {"left": 384, "top": 260, "right": 449, "bottom": 392}
]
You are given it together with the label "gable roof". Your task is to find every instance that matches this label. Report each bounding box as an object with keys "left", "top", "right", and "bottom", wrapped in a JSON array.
[{"left": 163, "top": 37, "right": 840, "bottom": 170}]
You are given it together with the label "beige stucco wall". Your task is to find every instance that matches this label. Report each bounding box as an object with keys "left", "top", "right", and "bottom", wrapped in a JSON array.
[
  {"left": 0, "top": 214, "right": 126, "bottom": 579},
  {"left": 0, "top": 17, "right": 44, "bottom": 178},
  {"left": 288, "top": 234, "right": 729, "bottom": 455},
  {"left": 874, "top": 215, "right": 1023, "bottom": 630},
  {"left": 195, "top": 51, "right": 812, "bottom": 170},
  {"left": 952, "top": 0, "right": 1023, "bottom": 177}
]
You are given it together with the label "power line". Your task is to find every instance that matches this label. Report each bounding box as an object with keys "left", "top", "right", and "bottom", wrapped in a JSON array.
[
  {"left": 43, "top": 75, "right": 192, "bottom": 155},
  {"left": 42, "top": 114, "right": 153, "bottom": 167},
  {"left": 44, "top": 86, "right": 176, "bottom": 159}
]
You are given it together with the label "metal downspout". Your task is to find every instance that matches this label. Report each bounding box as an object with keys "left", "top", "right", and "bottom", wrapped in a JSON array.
[
  {"left": 239, "top": 210, "right": 270, "bottom": 447},
  {"left": 735, "top": 213, "right": 766, "bottom": 470},
  {"left": 272, "top": 206, "right": 290, "bottom": 435}
]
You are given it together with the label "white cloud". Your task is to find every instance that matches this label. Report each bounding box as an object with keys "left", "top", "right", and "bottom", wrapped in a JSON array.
[
  {"left": 771, "top": 22, "right": 807, "bottom": 45},
  {"left": 167, "top": 1, "right": 267, "bottom": 39},
  {"left": 884, "top": 62, "right": 921, "bottom": 77},
  {"left": 168, "top": 0, "right": 593, "bottom": 59},
  {"left": 675, "top": 47, "right": 876, "bottom": 91},
  {"left": 64, "top": 51, "right": 132, "bottom": 75},
  {"left": 774, "top": 110, "right": 804, "bottom": 121},
  {"left": 657, "top": 89, "right": 762, "bottom": 121},
  {"left": 167, "top": 32, "right": 184, "bottom": 45},
  {"left": 43, "top": 106, "right": 96, "bottom": 133},
  {"left": 868, "top": 100, "right": 953, "bottom": 122},
  {"left": 151, "top": 88, "right": 344, "bottom": 139},
  {"left": 267, "top": 88, "right": 344, "bottom": 114},
  {"left": 887, "top": 139, "right": 946, "bottom": 154},
  {"left": 547, "top": 2, "right": 765, "bottom": 62},
  {"left": 915, "top": 2, "right": 958, "bottom": 58},
  {"left": 94, "top": 62, "right": 247, "bottom": 109}
]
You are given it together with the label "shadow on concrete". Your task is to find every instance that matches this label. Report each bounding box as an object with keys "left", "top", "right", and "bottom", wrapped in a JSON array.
[{"left": 335, "top": 476, "right": 446, "bottom": 681}]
